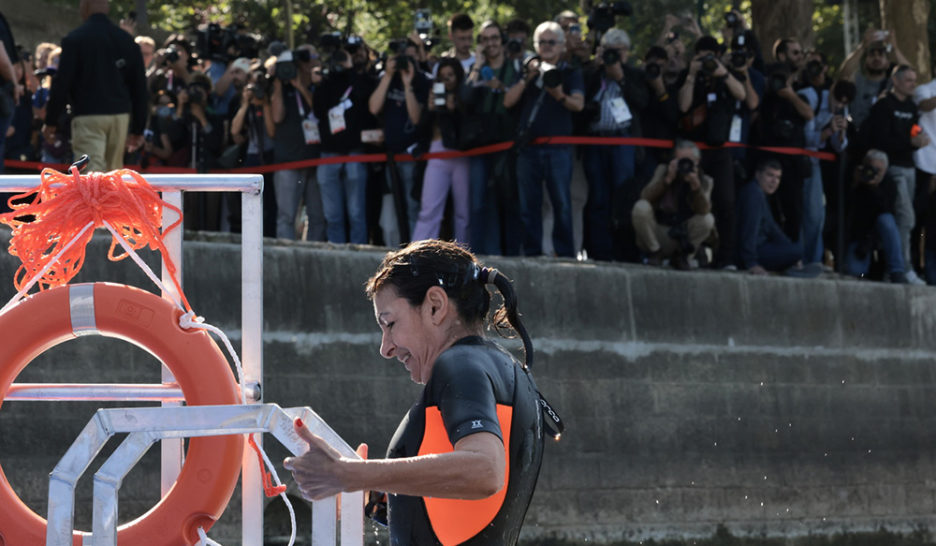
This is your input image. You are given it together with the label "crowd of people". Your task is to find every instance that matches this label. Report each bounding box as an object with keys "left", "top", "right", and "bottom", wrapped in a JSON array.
[{"left": 1, "top": 2, "right": 936, "bottom": 285}]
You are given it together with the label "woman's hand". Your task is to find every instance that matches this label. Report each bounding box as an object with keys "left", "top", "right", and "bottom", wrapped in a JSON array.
[{"left": 284, "top": 419, "right": 365, "bottom": 501}]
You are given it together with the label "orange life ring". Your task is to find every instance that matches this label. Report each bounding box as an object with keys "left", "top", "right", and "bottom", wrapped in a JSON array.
[{"left": 0, "top": 282, "right": 245, "bottom": 546}]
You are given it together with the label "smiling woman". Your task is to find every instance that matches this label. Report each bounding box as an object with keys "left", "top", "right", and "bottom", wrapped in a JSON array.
[{"left": 284, "top": 239, "right": 561, "bottom": 545}]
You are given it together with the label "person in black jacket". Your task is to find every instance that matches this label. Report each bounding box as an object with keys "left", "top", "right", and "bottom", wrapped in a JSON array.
[
  {"left": 43, "top": 0, "right": 147, "bottom": 172},
  {"left": 844, "top": 149, "right": 908, "bottom": 283},
  {"left": 865, "top": 65, "right": 930, "bottom": 282},
  {"left": 581, "top": 28, "right": 648, "bottom": 261},
  {"left": 314, "top": 49, "right": 378, "bottom": 244},
  {"left": 677, "top": 35, "right": 746, "bottom": 268}
]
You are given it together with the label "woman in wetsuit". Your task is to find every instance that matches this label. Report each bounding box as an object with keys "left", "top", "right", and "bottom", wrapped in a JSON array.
[{"left": 284, "top": 239, "right": 561, "bottom": 545}]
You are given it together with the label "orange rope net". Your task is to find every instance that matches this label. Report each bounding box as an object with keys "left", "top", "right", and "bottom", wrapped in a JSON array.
[{"left": 0, "top": 166, "right": 191, "bottom": 311}]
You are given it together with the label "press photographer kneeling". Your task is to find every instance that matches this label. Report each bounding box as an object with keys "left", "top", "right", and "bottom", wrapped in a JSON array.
[
  {"left": 844, "top": 149, "right": 909, "bottom": 283},
  {"left": 631, "top": 140, "right": 715, "bottom": 270}
]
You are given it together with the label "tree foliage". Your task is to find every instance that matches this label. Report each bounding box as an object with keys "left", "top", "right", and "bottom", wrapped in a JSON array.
[{"left": 43, "top": 0, "right": 932, "bottom": 76}]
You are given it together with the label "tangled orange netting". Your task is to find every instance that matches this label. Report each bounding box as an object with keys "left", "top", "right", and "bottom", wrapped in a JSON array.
[{"left": 0, "top": 165, "right": 191, "bottom": 311}]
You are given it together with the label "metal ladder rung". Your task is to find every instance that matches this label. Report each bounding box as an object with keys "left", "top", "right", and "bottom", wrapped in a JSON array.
[{"left": 5, "top": 383, "right": 183, "bottom": 402}]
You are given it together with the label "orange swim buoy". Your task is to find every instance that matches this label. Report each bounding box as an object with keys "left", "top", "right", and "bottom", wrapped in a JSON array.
[{"left": 0, "top": 282, "right": 245, "bottom": 546}]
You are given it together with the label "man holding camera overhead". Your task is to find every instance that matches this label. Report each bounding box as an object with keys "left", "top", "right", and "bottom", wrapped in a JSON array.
[
  {"left": 270, "top": 44, "right": 326, "bottom": 241},
  {"left": 677, "top": 35, "right": 745, "bottom": 268},
  {"left": 44, "top": 0, "right": 147, "bottom": 172},
  {"left": 504, "top": 21, "right": 584, "bottom": 258}
]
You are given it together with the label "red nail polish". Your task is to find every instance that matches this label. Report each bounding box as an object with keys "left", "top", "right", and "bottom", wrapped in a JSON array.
[{"left": 295, "top": 418, "right": 304, "bottom": 428}]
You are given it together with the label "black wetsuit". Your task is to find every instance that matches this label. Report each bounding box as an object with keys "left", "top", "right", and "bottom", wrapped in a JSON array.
[{"left": 385, "top": 336, "right": 544, "bottom": 545}]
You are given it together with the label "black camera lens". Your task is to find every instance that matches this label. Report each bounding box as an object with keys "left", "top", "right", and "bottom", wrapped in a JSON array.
[
  {"left": 275, "top": 60, "right": 297, "bottom": 81},
  {"left": 165, "top": 46, "right": 180, "bottom": 64},
  {"left": 859, "top": 164, "right": 878, "bottom": 183},
  {"left": 724, "top": 12, "right": 740, "bottom": 28},
  {"left": 542, "top": 68, "right": 562, "bottom": 88},
  {"left": 700, "top": 54, "right": 719, "bottom": 74},
  {"left": 645, "top": 63, "right": 661, "bottom": 78},
  {"left": 507, "top": 38, "right": 523, "bottom": 54},
  {"left": 395, "top": 54, "right": 412, "bottom": 72},
  {"left": 768, "top": 71, "right": 788, "bottom": 93},
  {"left": 602, "top": 48, "right": 620, "bottom": 66},
  {"left": 294, "top": 49, "right": 312, "bottom": 63},
  {"left": 806, "top": 59, "right": 823, "bottom": 78},
  {"left": 677, "top": 157, "right": 695, "bottom": 175},
  {"left": 730, "top": 50, "right": 747, "bottom": 68}
]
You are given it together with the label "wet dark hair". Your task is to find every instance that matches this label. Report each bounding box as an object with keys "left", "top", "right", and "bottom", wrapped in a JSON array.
[{"left": 365, "top": 239, "right": 535, "bottom": 368}]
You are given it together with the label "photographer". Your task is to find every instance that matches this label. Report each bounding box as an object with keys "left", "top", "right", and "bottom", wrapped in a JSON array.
[
  {"left": 639, "top": 46, "right": 679, "bottom": 172},
  {"left": 505, "top": 18, "right": 532, "bottom": 62},
  {"left": 312, "top": 48, "right": 378, "bottom": 244},
  {"left": 773, "top": 38, "right": 807, "bottom": 86},
  {"left": 865, "top": 64, "right": 930, "bottom": 284},
  {"left": 270, "top": 45, "right": 326, "bottom": 241},
  {"left": 677, "top": 35, "right": 745, "bottom": 268},
  {"left": 844, "top": 149, "right": 908, "bottom": 283},
  {"left": 153, "top": 36, "right": 194, "bottom": 96},
  {"left": 462, "top": 20, "right": 523, "bottom": 256},
  {"left": 752, "top": 60, "right": 814, "bottom": 254},
  {"left": 631, "top": 139, "right": 714, "bottom": 270},
  {"left": 581, "top": 28, "right": 648, "bottom": 261},
  {"left": 411, "top": 58, "right": 470, "bottom": 243},
  {"left": 230, "top": 70, "right": 276, "bottom": 236},
  {"left": 177, "top": 74, "right": 225, "bottom": 230},
  {"left": 503, "top": 21, "right": 584, "bottom": 258},
  {"left": 839, "top": 28, "right": 909, "bottom": 127},
  {"left": 368, "top": 39, "right": 429, "bottom": 246},
  {"left": 801, "top": 78, "right": 854, "bottom": 267}
]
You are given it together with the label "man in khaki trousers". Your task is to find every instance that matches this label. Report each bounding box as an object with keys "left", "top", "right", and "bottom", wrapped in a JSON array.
[
  {"left": 43, "top": 0, "right": 147, "bottom": 172},
  {"left": 632, "top": 139, "right": 715, "bottom": 270}
]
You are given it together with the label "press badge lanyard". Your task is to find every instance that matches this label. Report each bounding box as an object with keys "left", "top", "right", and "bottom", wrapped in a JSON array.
[
  {"left": 328, "top": 86, "right": 353, "bottom": 134},
  {"left": 295, "top": 86, "right": 321, "bottom": 144}
]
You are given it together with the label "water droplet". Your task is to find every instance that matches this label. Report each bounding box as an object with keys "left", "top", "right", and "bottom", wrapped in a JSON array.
[
  {"left": 841, "top": 379, "right": 846, "bottom": 384},
  {"left": 763, "top": 475, "right": 768, "bottom": 480},
  {"left": 737, "top": 417, "right": 742, "bottom": 421},
  {"left": 760, "top": 501, "right": 765, "bottom": 507},
  {"left": 713, "top": 441, "right": 718, "bottom": 447},
  {"left": 655, "top": 499, "right": 660, "bottom": 504}
]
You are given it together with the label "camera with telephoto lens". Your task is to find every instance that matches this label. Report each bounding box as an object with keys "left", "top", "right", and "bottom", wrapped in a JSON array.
[
  {"left": 858, "top": 163, "right": 879, "bottom": 183},
  {"left": 542, "top": 67, "right": 562, "bottom": 88},
  {"left": 699, "top": 53, "right": 719, "bottom": 75},
  {"left": 645, "top": 62, "right": 661, "bottom": 79},
  {"left": 275, "top": 51, "right": 298, "bottom": 81},
  {"left": 507, "top": 38, "right": 524, "bottom": 55},
  {"left": 730, "top": 50, "right": 747, "bottom": 68},
  {"left": 346, "top": 35, "right": 364, "bottom": 54},
  {"left": 246, "top": 82, "right": 265, "bottom": 101},
  {"left": 318, "top": 32, "right": 343, "bottom": 54},
  {"left": 602, "top": 48, "right": 620, "bottom": 66},
  {"left": 323, "top": 50, "right": 349, "bottom": 76},
  {"left": 587, "top": 1, "right": 633, "bottom": 33},
  {"left": 805, "top": 59, "right": 823, "bottom": 79},
  {"left": 677, "top": 157, "right": 695, "bottom": 176},
  {"left": 163, "top": 45, "right": 181, "bottom": 65}
]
